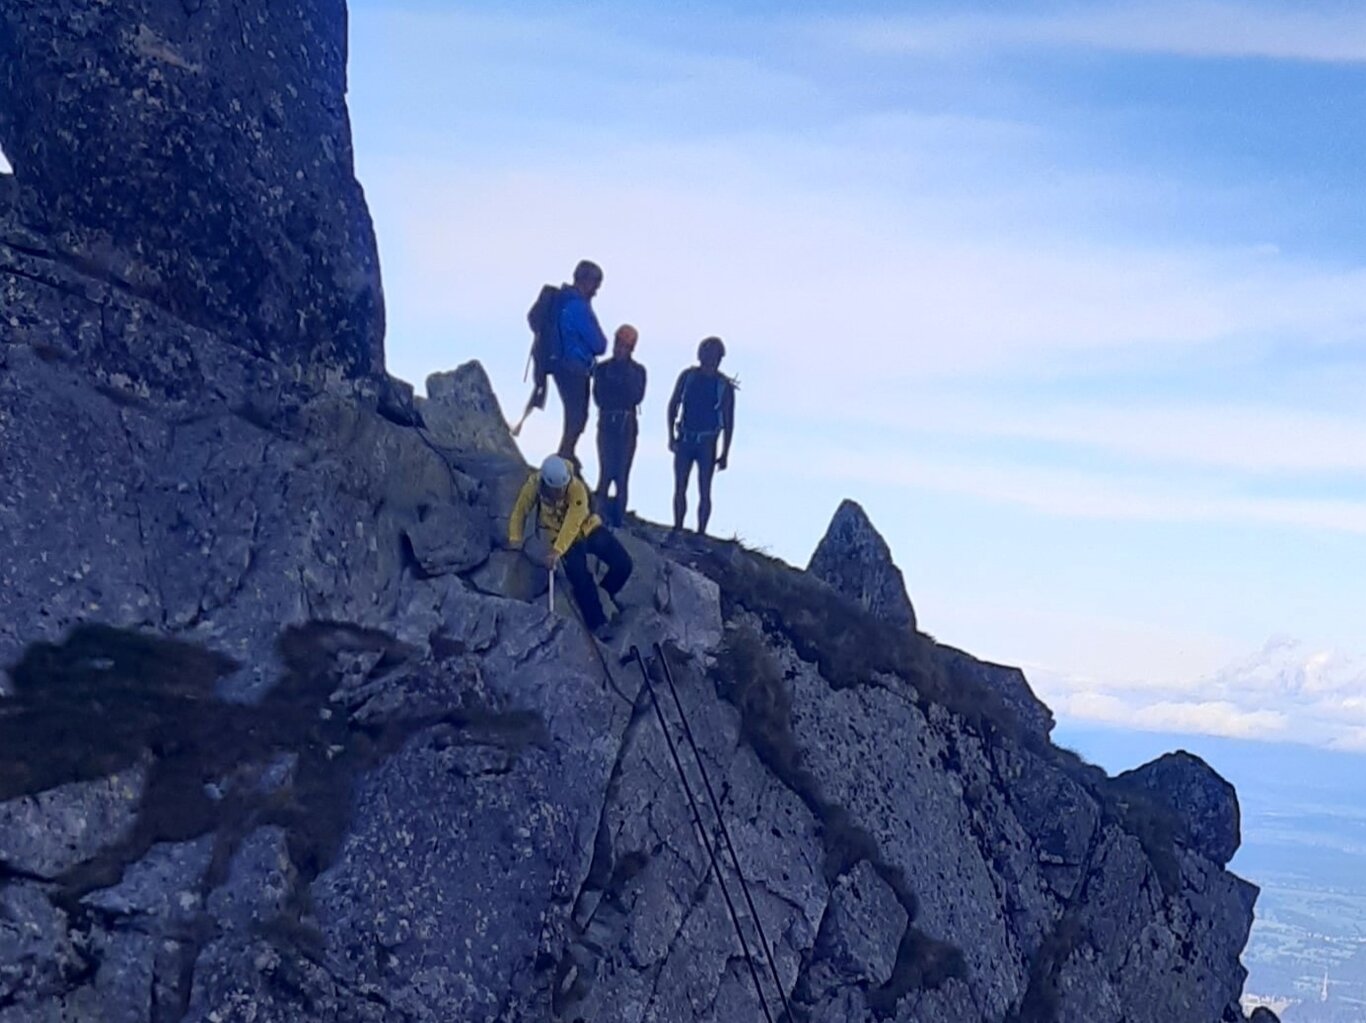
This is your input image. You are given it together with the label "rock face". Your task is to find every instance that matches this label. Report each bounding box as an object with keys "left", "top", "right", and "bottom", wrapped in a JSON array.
[
  {"left": 1118, "top": 751, "right": 1242, "bottom": 867},
  {"left": 0, "top": 0, "right": 384, "bottom": 380},
  {"left": 809, "top": 499, "right": 918, "bottom": 631},
  {"left": 809, "top": 500, "right": 1055, "bottom": 740},
  {"left": 936, "top": 643, "right": 1056, "bottom": 739},
  {"left": 0, "top": 3, "right": 1265, "bottom": 1021},
  {"left": 420, "top": 363, "right": 524, "bottom": 462}
]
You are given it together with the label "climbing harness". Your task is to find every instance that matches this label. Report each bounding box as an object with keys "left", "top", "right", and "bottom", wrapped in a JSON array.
[{"left": 628, "top": 645, "right": 792, "bottom": 1022}]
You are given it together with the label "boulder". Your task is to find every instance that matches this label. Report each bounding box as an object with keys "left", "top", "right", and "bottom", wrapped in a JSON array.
[
  {"left": 1118, "top": 751, "right": 1241, "bottom": 867},
  {"left": 0, "top": 763, "right": 147, "bottom": 878},
  {"left": 808, "top": 499, "right": 917, "bottom": 631},
  {"left": 818, "top": 862, "right": 907, "bottom": 986},
  {"left": 0, "top": 0, "right": 384, "bottom": 379},
  {"left": 421, "top": 362, "right": 524, "bottom": 462},
  {"left": 936, "top": 644, "right": 1056, "bottom": 739}
]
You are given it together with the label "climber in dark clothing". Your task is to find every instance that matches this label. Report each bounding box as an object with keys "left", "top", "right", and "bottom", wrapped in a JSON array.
[
  {"left": 593, "top": 324, "right": 647, "bottom": 528},
  {"left": 667, "top": 337, "right": 736, "bottom": 535},
  {"left": 553, "top": 260, "right": 609, "bottom": 469}
]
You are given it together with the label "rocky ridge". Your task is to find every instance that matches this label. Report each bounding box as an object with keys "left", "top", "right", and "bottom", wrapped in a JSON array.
[{"left": 0, "top": 3, "right": 1269, "bottom": 1021}]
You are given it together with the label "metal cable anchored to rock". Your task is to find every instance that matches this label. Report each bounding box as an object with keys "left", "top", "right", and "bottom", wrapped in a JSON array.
[{"left": 628, "top": 644, "right": 792, "bottom": 1022}]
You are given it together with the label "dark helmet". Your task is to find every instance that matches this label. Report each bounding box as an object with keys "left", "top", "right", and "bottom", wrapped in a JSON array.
[{"left": 698, "top": 336, "right": 726, "bottom": 366}]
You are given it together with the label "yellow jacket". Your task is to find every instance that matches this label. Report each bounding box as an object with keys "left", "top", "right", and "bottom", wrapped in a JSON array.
[{"left": 508, "top": 472, "right": 602, "bottom": 556}]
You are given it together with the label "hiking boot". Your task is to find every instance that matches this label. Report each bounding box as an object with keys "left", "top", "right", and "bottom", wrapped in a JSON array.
[{"left": 591, "top": 620, "right": 617, "bottom": 643}]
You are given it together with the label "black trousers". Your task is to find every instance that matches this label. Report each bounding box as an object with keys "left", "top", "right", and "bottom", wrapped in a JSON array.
[
  {"left": 553, "top": 365, "right": 592, "bottom": 468},
  {"left": 596, "top": 414, "right": 638, "bottom": 527},
  {"left": 562, "top": 527, "right": 633, "bottom": 630}
]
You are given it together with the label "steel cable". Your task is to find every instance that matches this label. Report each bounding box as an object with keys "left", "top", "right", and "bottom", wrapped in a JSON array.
[
  {"left": 628, "top": 646, "right": 776, "bottom": 1023},
  {"left": 654, "top": 642, "right": 794, "bottom": 1023}
]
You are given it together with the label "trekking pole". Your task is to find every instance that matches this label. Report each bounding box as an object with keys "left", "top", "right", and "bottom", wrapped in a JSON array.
[
  {"left": 654, "top": 643, "right": 794, "bottom": 1022},
  {"left": 548, "top": 564, "right": 556, "bottom": 612},
  {"left": 510, "top": 399, "right": 534, "bottom": 437},
  {"left": 627, "top": 647, "right": 776, "bottom": 1023}
]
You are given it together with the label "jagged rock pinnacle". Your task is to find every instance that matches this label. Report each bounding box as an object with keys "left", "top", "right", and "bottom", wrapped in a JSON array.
[{"left": 809, "top": 499, "right": 918, "bottom": 632}]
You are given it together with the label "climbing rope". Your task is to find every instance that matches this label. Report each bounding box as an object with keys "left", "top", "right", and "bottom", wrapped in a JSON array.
[
  {"left": 654, "top": 642, "right": 794, "bottom": 1023},
  {"left": 628, "top": 646, "right": 777, "bottom": 1023}
]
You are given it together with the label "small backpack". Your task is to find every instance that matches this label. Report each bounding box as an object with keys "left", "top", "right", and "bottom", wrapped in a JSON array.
[
  {"left": 682, "top": 368, "right": 730, "bottom": 433},
  {"left": 526, "top": 284, "right": 566, "bottom": 393}
]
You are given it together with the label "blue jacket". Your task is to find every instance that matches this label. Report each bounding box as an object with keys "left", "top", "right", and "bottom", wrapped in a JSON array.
[{"left": 557, "top": 289, "right": 608, "bottom": 370}]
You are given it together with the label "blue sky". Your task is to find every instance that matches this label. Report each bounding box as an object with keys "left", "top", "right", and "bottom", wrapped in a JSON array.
[{"left": 345, "top": 1, "right": 1366, "bottom": 750}]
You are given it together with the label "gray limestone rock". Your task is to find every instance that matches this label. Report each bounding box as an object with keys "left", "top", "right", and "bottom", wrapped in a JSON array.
[
  {"left": 819, "top": 862, "right": 907, "bottom": 986},
  {"left": 808, "top": 499, "right": 917, "bottom": 631},
  {"left": 0, "top": 884, "right": 83, "bottom": 1007},
  {"left": 0, "top": 763, "right": 147, "bottom": 878},
  {"left": 81, "top": 836, "right": 214, "bottom": 919},
  {"left": 421, "top": 362, "right": 524, "bottom": 462},
  {"left": 1118, "top": 750, "right": 1242, "bottom": 867},
  {"left": 936, "top": 644, "right": 1055, "bottom": 739},
  {"left": 0, "top": 0, "right": 384, "bottom": 380}
]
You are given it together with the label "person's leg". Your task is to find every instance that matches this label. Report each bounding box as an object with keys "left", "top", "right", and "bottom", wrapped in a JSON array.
[
  {"left": 616, "top": 420, "right": 638, "bottom": 526},
  {"left": 561, "top": 539, "right": 607, "bottom": 630},
  {"left": 555, "top": 368, "right": 591, "bottom": 467},
  {"left": 587, "top": 527, "right": 633, "bottom": 599},
  {"left": 696, "top": 436, "right": 719, "bottom": 535},
  {"left": 599, "top": 423, "right": 626, "bottom": 527},
  {"left": 672, "top": 441, "right": 694, "bottom": 531},
  {"left": 553, "top": 370, "right": 573, "bottom": 456},
  {"left": 595, "top": 424, "right": 612, "bottom": 507}
]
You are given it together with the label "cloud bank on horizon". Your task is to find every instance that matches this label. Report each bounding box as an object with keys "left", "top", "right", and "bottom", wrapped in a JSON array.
[{"left": 347, "top": 0, "right": 1366, "bottom": 750}]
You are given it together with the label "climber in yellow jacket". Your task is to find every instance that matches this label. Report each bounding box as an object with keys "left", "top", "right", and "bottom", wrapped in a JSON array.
[{"left": 508, "top": 455, "right": 633, "bottom": 636}]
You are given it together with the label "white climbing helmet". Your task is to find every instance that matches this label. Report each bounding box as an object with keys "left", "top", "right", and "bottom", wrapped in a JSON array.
[{"left": 540, "top": 455, "right": 572, "bottom": 490}]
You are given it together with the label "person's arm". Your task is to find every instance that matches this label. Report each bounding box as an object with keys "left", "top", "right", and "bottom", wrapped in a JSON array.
[
  {"left": 586, "top": 307, "right": 608, "bottom": 358},
  {"left": 562, "top": 298, "right": 609, "bottom": 362},
  {"left": 553, "top": 481, "right": 592, "bottom": 556},
  {"left": 591, "top": 366, "right": 605, "bottom": 410},
  {"left": 507, "top": 474, "right": 538, "bottom": 546},
  {"left": 632, "top": 364, "right": 647, "bottom": 408},
  {"left": 718, "top": 380, "right": 736, "bottom": 470},
  {"left": 666, "top": 371, "right": 687, "bottom": 451}
]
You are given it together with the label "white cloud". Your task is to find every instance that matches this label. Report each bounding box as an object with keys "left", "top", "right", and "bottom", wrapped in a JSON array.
[
  {"left": 1061, "top": 692, "right": 1289, "bottom": 739},
  {"left": 369, "top": 156, "right": 1366, "bottom": 392},
  {"left": 840, "top": 3, "right": 1366, "bottom": 63},
  {"left": 1037, "top": 637, "right": 1366, "bottom": 748}
]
